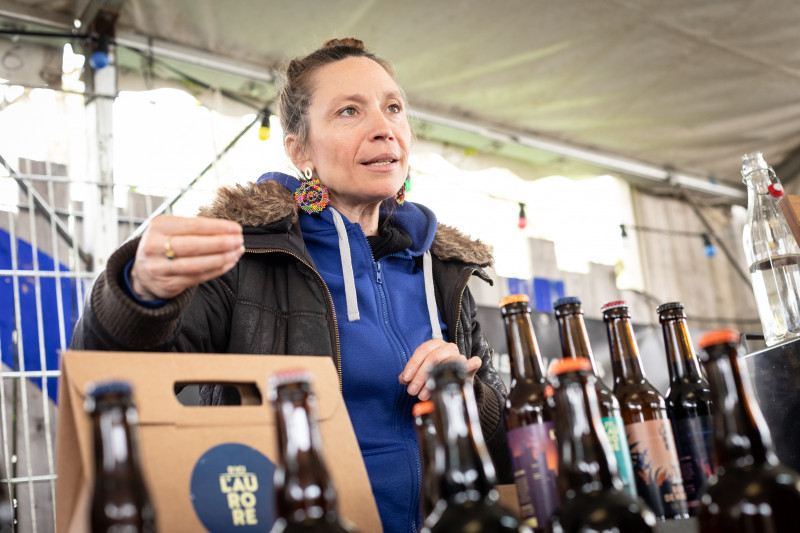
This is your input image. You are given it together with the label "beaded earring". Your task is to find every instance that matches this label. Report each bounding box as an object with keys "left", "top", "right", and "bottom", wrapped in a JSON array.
[
  {"left": 394, "top": 174, "right": 410, "bottom": 205},
  {"left": 295, "top": 167, "right": 330, "bottom": 214},
  {"left": 394, "top": 183, "right": 405, "bottom": 205}
]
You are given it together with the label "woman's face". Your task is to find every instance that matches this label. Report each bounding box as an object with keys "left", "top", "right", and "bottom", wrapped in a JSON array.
[{"left": 290, "top": 56, "right": 411, "bottom": 210}]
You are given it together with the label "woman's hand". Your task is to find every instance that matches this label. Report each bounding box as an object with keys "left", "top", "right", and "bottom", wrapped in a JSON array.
[
  {"left": 399, "top": 339, "right": 482, "bottom": 401},
  {"left": 130, "top": 215, "right": 245, "bottom": 300}
]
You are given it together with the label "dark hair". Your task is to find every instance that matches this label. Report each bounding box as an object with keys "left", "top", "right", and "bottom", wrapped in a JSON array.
[{"left": 278, "top": 38, "right": 398, "bottom": 154}]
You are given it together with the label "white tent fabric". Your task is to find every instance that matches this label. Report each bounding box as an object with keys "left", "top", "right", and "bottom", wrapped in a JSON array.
[{"left": 2, "top": 0, "right": 800, "bottom": 190}]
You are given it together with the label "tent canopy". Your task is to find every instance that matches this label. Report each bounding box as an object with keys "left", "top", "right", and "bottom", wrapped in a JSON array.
[{"left": 2, "top": 0, "right": 800, "bottom": 201}]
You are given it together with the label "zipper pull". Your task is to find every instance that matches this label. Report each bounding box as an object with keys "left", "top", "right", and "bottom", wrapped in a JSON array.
[{"left": 376, "top": 261, "right": 383, "bottom": 284}]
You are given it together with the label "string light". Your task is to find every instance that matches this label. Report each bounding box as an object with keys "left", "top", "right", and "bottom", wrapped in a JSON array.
[
  {"left": 89, "top": 35, "right": 110, "bottom": 69},
  {"left": 258, "top": 108, "right": 271, "bottom": 141},
  {"left": 702, "top": 233, "right": 718, "bottom": 257},
  {"left": 620, "top": 223, "right": 719, "bottom": 258}
]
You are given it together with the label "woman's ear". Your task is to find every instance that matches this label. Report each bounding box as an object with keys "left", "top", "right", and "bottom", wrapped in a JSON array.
[{"left": 285, "top": 135, "right": 310, "bottom": 171}]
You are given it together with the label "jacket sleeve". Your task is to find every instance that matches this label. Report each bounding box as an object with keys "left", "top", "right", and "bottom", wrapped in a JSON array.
[
  {"left": 463, "top": 287, "right": 514, "bottom": 484},
  {"left": 69, "top": 237, "right": 235, "bottom": 353}
]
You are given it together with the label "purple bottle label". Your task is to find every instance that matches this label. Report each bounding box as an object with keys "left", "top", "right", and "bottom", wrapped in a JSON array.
[
  {"left": 507, "top": 422, "right": 560, "bottom": 529},
  {"left": 672, "top": 415, "right": 715, "bottom": 508}
]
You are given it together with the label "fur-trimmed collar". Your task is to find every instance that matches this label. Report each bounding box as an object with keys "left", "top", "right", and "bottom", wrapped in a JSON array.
[{"left": 198, "top": 180, "right": 493, "bottom": 267}]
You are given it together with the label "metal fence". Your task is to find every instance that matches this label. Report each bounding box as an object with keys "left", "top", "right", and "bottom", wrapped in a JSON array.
[{"left": 0, "top": 157, "right": 165, "bottom": 532}]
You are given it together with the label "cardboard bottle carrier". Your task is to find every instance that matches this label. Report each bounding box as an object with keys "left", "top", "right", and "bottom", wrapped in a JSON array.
[{"left": 56, "top": 350, "right": 382, "bottom": 533}]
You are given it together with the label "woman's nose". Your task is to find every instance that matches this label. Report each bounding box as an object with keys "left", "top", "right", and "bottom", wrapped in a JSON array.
[{"left": 368, "top": 111, "right": 395, "bottom": 141}]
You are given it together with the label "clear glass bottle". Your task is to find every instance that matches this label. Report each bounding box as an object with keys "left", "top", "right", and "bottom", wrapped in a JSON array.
[{"left": 741, "top": 151, "right": 800, "bottom": 346}]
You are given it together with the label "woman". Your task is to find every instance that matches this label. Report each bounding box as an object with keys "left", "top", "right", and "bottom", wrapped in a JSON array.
[{"left": 71, "top": 38, "right": 511, "bottom": 532}]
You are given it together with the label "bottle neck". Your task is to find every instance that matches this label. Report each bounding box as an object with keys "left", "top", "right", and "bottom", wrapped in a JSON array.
[
  {"left": 744, "top": 168, "right": 772, "bottom": 199},
  {"left": 92, "top": 405, "right": 139, "bottom": 476},
  {"left": 556, "top": 311, "right": 600, "bottom": 376},
  {"left": 432, "top": 379, "right": 496, "bottom": 502},
  {"left": 503, "top": 310, "right": 546, "bottom": 383},
  {"left": 703, "top": 346, "right": 778, "bottom": 468},
  {"left": 660, "top": 316, "right": 704, "bottom": 382},
  {"left": 603, "top": 313, "right": 646, "bottom": 382},
  {"left": 274, "top": 392, "right": 338, "bottom": 520},
  {"left": 553, "top": 372, "right": 620, "bottom": 498}
]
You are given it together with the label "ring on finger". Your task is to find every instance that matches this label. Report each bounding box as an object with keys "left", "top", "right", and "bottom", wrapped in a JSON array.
[{"left": 164, "top": 236, "right": 177, "bottom": 260}]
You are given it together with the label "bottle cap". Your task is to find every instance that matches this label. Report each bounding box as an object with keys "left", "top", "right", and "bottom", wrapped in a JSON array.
[
  {"left": 600, "top": 300, "right": 627, "bottom": 312},
  {"left": 697, "top": 329, "right": 741, "bottom": 349},
  {"left": 86, "top": 380, "right": 133, "bottom": 398},
  {"left": 768, "top": 183, "right": 785, "bottom": 197},
  {"left": 429, "top": 361, "right": 467, "bottom": 381},
  {"left": 498, "top": 294, "right": 529, "bottom": 307},
  {"left": 553, "top": 296, "right": 581, "bottom": 309},
  {"left": 549, "top": 357, "right": 592, "bottom": 376},
  {"left": 268, "top": 368, "right": 314, "bottom": 389},
  {"left": 656, "top": 301, "right": 684, "bottom": 314},
  {"left": 412, "top": 401, "right": 433, "bottom": 417}
]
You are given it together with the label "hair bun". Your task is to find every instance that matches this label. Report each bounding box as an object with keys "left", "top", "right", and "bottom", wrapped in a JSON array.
[{"left": 322, "top": 37, "right": 365, "bottom": 50}]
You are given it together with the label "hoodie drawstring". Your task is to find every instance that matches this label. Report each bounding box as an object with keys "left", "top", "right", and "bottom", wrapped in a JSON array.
[
  {"left": 423, "top": 250, "right": 443, "bottom": 340},
  {"left": 329, "top": 207, "right": 443, "bottom": 340},
  {"left": 330, "top": 207, "right": 361, "bottom": 322}
]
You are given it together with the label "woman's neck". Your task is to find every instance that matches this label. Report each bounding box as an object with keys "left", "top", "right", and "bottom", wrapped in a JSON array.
[{"left": 328, "top": 199, "right": 382, "bottom": 236}]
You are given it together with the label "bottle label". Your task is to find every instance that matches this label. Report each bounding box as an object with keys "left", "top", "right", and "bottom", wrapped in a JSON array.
[
  {"left": 672, "top": 415, "right": 715, "bottom": 509},
  {"left": 601, "top": 416, "right": 637, "bottom": 498},
  {"left": 507, "top": 422, "right": 560, "bottom": 528},
  {"left": 625, "top": 419, "right": 688, "bottom": 519}
]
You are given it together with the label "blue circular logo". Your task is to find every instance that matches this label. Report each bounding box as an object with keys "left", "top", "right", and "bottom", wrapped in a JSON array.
[{"left": 190, "top": 443, "right": 276, "bottom": 532}]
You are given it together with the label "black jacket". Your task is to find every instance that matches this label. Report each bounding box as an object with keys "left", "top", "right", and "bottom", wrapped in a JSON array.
[{"left": 70, "top": 179, "right": 512, "bottom": 481}]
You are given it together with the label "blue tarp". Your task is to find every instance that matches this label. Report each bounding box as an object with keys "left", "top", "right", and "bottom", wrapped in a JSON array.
[{"left": 0, "top": 228, "right": 82, "bottom": 403}]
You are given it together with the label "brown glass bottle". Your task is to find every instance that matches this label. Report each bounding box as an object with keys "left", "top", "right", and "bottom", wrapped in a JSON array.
[
  {"left": 552, "top": 296, "right": 637, "bottom": 498},
  {"left": 0, "top": 449, "right": 14, "bottom": 532},
  {"left": 546, "top": 357, "right": 657, "bottom": 533},
  {"left": 86, "top": 380, "right": 156, "bottom": 532},
  {"left": 412, "top": 400, "right": 438, "bottom": 521},
  {"left": 499, "top": 294, "right": 559, "bottom": 531},
  {"left": 657, "top": 302, "right": 715, "bottom": 514},
  {"left": 697, "top": 329, "right": 800, "bottom": 533},
  {"left": 268, "top": 370, "right": 358, "bottom": 533},
  {"left": 421, "top": 362, "right": 519, "bottom": 533},
  {"left": 601, "top": 301, "right": 688, "bottom": 520}
]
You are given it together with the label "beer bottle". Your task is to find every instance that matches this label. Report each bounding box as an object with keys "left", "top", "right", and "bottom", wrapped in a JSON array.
[
  {"left": 657, "top": 301, "right": 715, "bottom": 514},
  {"left": 697, "top": 329, "right": 800, "bottom": 533},
  {"left": 499, "top": 294, "right": 559, "bottom": 531},
  {"left": 0, "top": 451, "right": 14, "bottom": 532},
  {"left": 86, "top": 380, "right": 156, "bottom": 532},
  {"left": 546, "top": 357, "right": 657, "bottom": 533},
  {"left": 601, "top": 301, "right": 688, "bottom": 520},
  {"left": 412, "top": 400, "right": 438, "bottom": 521},
  {"left": 268, "top": 370, "right": 358, "bottom": 533},
  {"left": 552, "top": 297, "right": 637, "bottom": 498},
  {"left": 421, "top": 362, "right": 519, "bottom": 533}
]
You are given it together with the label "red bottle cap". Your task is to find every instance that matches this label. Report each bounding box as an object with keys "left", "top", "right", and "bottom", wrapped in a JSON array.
[
  {"left": 697, "top": 329, "right": 741, "bottom": 349},
  {"left": 600, "top": 300, "right": 627, "bottom": 312},
  {"left": 768, "top": 183, "right": 785, "bottom": 197}
]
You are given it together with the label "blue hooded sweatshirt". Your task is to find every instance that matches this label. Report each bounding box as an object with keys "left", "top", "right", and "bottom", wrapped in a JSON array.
[{"left": 260, "top": 173, "right": 446, "bottom": 533}]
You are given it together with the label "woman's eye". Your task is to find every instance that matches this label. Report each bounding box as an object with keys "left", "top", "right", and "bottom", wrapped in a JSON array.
[
  {"left": 339, "top": 107, "right": 357, "bottom": 116},
  {"left": 387, "top": 103, "right": 401, "bottom": 113}
]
